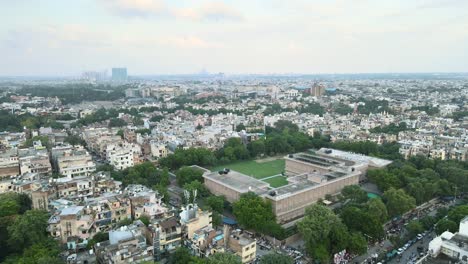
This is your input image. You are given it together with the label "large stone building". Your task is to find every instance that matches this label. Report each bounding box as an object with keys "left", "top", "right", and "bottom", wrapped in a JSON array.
[{"left": 203, "top": 148, "right": 392, "bottom": 224}]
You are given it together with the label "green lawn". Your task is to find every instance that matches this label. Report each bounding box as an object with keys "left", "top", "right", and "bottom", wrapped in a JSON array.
[
  {"left": 262, "top": 176, "right": 289, "bottom": 188},
  {"left": 211, "top": 159, "right": 285, "bottom": 179}
]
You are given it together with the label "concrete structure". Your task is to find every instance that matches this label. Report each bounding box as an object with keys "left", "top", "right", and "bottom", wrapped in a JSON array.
[
  {"left": 95, "top": 220, "right": 154, "bottom": 264},
  {"left": 203, "top": 170, "right": 270, "bottom": 203},
  {"left": 107, "top": 145, "right": 135, "bottom": 170},
  {"left": 225, "top": 227, "right": 256, "bottom": 263},
  {"left": 285, "top": 148, "right": 392, "bottom": 181},
  {"left": 112, "top": 67, "right": 128, "bottom": 82},
  {"left": 180, "top": 204, "right": 213, "bottom": 240},
  {"left": 429, "top": 216, "right": 468, "bottom": 262},
  {"left": 52, "top": 146, "right": 96, "bottom": 178},
  {"left": 149, "top": 216, "right": 183, "bottom": 261},
  {"left": 203, "top": 149, "right": 391, "bottom": 224},
  {"left": 311, "top": 83, "right": 326, "bottom": 97},
  {"left": 0, "top": 149, "right": 19, "bottom": 179},
  {"left": 150, "top": 140, "right": 168, "bottom": 159},
  {"left": 124, "top": 185, "right": 168, "bottom": 219}
]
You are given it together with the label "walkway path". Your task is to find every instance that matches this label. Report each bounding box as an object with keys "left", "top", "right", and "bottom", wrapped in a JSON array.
[{"left": 259, "top": 174, "right": 283, "bottom": 180}]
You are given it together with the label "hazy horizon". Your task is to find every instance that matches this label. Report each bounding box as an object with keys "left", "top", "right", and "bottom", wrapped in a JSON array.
[{"left": 1, "top": 0, "right": 468, "bottom": 76}]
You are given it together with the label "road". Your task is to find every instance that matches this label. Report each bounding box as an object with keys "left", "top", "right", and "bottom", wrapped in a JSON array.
[{"left": 388, "top": 232, "right": 435, "bottom": 264}]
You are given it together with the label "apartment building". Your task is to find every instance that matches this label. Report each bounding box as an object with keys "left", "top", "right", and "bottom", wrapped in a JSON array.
[{"left": 52, "top": 146, "right": 96, "bottom": 178}]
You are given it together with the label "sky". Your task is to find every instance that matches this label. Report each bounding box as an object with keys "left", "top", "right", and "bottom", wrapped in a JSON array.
[{"left": 0, "top": 0, "right": 467, "bottom": 76}]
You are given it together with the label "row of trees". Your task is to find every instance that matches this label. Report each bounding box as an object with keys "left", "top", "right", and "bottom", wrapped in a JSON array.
[
  {"left": 17, "top": 84, "right": 126, "bottom": 105},
  {"left": 169, "top": 247, "right": 294, "bottom": 264},
  {"left": 369, "top": 122, "right": 413, "bottom": 135},
  {"left": 410, "top": 105, "right": 440, "bottom": 116},
  {"left": 368, "top": 156, "right": 468, "bottom": 206},
  {"left": 159, "top": 121, "right": 332, "bottom": 170},
  {"left": 0, "top": 110, "right": 64, "bottom": 132},
  {"left": 100, "top": 162, "right": 171, "bottom": 203}
]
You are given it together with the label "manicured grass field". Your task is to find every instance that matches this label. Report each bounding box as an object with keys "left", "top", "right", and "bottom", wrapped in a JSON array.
[
  {"left": 262, "top": 176, "right": 289, "bottom": 188},
  {"left": 211, "top": 159, "right": 285, "bottom": 179}
]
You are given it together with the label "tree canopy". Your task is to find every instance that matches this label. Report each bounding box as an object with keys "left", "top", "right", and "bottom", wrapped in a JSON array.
[
  {"left": 298, "top": 204, "right": 367, "bottom": 262},
  {"left": 232, "top": 192, "right": 284, "bottom": 238}
]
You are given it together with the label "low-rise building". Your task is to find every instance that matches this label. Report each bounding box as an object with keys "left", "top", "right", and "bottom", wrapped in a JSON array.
[
  {"left": 429, "top": 216, "right": 468, "bottom": 262},
  {"left": 53, "top": 146, "right": 96, "bottom": 178},
  {"left": 94, "top": 220, "right": 154, "bottom": 264}
]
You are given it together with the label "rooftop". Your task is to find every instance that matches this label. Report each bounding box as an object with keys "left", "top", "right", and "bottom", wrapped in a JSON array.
[
  {"left": 316, "top": 148, "right": 392, "bottom": 167},
  {"left": 203, "top": 170, "right": 269, "bottom": 194},
  {"left": 60, "top": 206, "right": 84, "bottom": 216}
]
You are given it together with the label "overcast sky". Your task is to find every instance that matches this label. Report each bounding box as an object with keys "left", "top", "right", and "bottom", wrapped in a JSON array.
[{"left": 1, "top": 0, "right": 467, "bottom": 76}]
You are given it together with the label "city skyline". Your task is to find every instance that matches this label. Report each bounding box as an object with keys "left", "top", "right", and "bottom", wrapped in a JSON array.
[{"left": 1, "top": 0, "right": 468, "bottom": 76}]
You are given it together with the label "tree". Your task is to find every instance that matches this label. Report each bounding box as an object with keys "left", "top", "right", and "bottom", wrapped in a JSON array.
[
  {"left": 273, "top": 120, "right": 299, "bottom": 133},
  {"left": 248, "top": 140, "right": 265, "bottom": 157},
  {"left": 116, "top": 129, "right": 124, "bottom": 139},
  {"left": 259, "top": 253, "right": 293, "bottom": 264},
  {"left": 87, "top": 232, "right": 109, "bottom": 249},
  {"left": 176, "top": 166, "right": 204, "bottom": 186},
  {"left": 298, "top": 204, "right": 340, "bottom": 247},
  {"left": 138, "top": 215, "right": 150, "bottom": 226},
  {"left": 168, "top": 247, "right": 201, "bottom": 264},
  {"left": 340, "top": 206, "right": 384, "bottom": 240},
  {"left": 447, "top": 205, "right": 468, "bottom": 223},
  {"left": 420, "top": 216, "right": 437, "bottom": 230},
  {"left": 298, "top": 204, "right": 353, "bottom": 261},
  {"left": 0, "top": 194, "right": 20, "bottom": 217},
  {"left": 406, "top": 220, "right": 424, "bottom": 238},
  {"left": 366, "top": 198, "right": 388, "bottom": 224},
  {"left": 217, "top": 138, "right": 250, "bottom": 162},
  {"left": 3, "top": 238, "right": 63, "bottom": 264},
  {"left": 232, "top": 192, "right": 277, "bottom": 234},
  {"left": 235, "top": 123, "right": 246, "bottom": 132},
  {"left": 7, "top": 210, "right": 50, "bottom": 252},
  {"left": 183, "top": 180, "right": 210, "bottom": 201},
  {"left": 204, "top": 195, "right": 225, "bottom": 213},
  {"left": 23, "top": 136, "right": 50, "bottom": 149},
  {"left": 117, "top": 162, "right": 167, "bottom": 188},
  {"left": 64, "top": 134, "right": 84, "bottom": 146},
  {"left": 435, "top": 219, "right": 458, "bottom": 235},
  {"left": 159, "top": 148, "right": 216, "bottom": 170},
  {"left": 108, "top": 118, "right": 127, "bottom": 127},
  {"left": 383, "top": 188, "right": 416, "bottom": 217},
  {"left": 348, "top": 232, "right": 368, "bottom": 255},
  {"left": 154, "top": 184, "right": 169, "bottom": 203},
  {"left": 206, "top": 252, "right": 242, "bottom": 264},
  {"left": 341, "top": 185, "right": 368, "bottom": 203}
]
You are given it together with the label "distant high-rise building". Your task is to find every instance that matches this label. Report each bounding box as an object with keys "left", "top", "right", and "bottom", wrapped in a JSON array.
[
  {"left": 311, "top": 82, "right": 326, "bottom": 97},
  {"left": 112, "top": 68, "right": 127, "bottom": 81},
  {"left": 82, "top": 70, "right": 107, "bottom": 81}
]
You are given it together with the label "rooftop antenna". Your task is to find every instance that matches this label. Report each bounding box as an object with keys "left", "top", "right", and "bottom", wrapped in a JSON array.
[
  {"left": 183, "top": 189, "right": 190, "bottom": 204},
  {"left": 192, "top": 189, "right": 198, "bottom": 204}
]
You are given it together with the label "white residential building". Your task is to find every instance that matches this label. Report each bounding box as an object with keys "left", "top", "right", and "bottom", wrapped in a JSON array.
[{"left": 429, "top": 216, "right": 468, "bottom": 262}]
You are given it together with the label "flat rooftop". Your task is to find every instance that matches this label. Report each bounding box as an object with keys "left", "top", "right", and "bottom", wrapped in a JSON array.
[
  {"left": 266, "top": 171, "right": 355, "bottom": 200},
  {"left": 203, "top": 170, "right": 269, "bottom": 194},
  {"left": 316, "top": 148, "right": 392, "bottom": 168}
]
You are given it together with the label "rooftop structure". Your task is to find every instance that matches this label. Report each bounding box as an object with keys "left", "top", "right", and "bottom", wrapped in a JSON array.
[
  {"left": 203, "top": 170, "right": 270, "bottom": 202},
  {"left": 429, "top": 216, "right": 468, "bottom": 262}
]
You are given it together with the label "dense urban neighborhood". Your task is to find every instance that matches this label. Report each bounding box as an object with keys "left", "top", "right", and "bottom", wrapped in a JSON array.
[{"left": 0, "top": 73, "right": 467, "bottom": 264}]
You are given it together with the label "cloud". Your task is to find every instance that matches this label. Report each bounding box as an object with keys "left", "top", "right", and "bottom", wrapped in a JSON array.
[
  {"left": 98, "top": 0, "right": 166, "bottom": 17},
  {"left": 98, "top": 0, "right": 243, "bottom": 21}
]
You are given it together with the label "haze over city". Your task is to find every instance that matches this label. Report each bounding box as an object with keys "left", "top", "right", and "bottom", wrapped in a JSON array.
[
  {"left": 1, "top": 0, "right": 468, "bottom": 76},
  {"left": 1, "top": 1, "right": 468, "bottom": 264}
]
